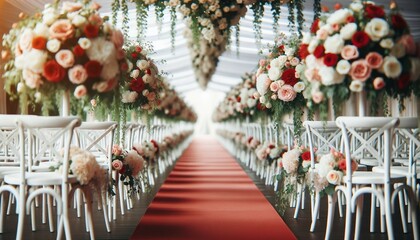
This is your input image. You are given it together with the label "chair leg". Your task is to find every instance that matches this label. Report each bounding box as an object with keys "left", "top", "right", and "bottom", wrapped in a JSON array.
[
  {"left": 310, "top": 192, "right": 321, "bottom": 232},
  {"left": 354, "top": 195, "right": 364, "bottom": 240},
  {"left": 31, "top": 202, "right": 36, "bottom": 231},
  {"left": 294, "top": 184, "right": 302, "bottom": 219},
  {"left": 370, "top": 192, "right": 376, "bottom": 232},
  {"left": 0, "top": 193, "right": 5, "bottom": 233},
  {"left": 99, "top": 191, "right": 111, "bottom": 232},
  {"left": 48, "top": 195, "right": 54, "bottom": 232},
  {"left": 398, "top": 190, "right": 408, "bottom": 233},
  {"left": 325, "top": 194, "right": 336, "bottom": 240}
]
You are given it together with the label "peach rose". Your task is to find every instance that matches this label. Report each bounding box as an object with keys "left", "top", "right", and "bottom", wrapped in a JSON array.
[
  {"left": 111, "top": 30, "right": 124, "bottom": 49},
  {"left": 341, "top": 45, "right": 359, "bottom": 60},
  {"left": 62, "top": 2, "right": 83, "bottom": 12},
  {"left": 349, "top": 60, "right": 371, "bottom": 82},
  {"left": 68, "top": 65, "right": 88, "bottom": 84},
  {"left": 277, "top": 85, "right": 297, "bottom": 102},
  {"left": 398, "top": 34, "right": 416, "bottom": 56},
  {"left": 112, "top": 160, "right": 123, "bottom": 171},
  {"left": 270, "top": 81, "right": 280, "bottom": 92},
  {"left": 74, "top": 85, "right": 87, "bottom": 99},
  {"left": 365, "top": 52, "right": 383, "bottom": 69},
  {"left": 23, "top": 69, "right": 42, "bottom": 89},
  {"left": 373, "top": 77, "right": 385, "bottom": 90},
  {"left": 49, "top": 19, "right": 74, "bottom": 41},
  {"left": 55, "top": 49, "right": 75, "bottom": 68},
  {"left": 19, "top": 28, "right": 34, "bottom": 53},
  {"left": 326, "top": 170, "right": 343, "bottom": 185}
]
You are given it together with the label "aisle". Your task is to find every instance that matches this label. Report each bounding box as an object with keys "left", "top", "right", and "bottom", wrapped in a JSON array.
[{"left": 130, "top": 135, "right": 296, "bottom": 240}]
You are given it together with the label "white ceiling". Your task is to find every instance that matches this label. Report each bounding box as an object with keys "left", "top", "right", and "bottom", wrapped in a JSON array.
[{"left": 1, "top": 0, "right": 420, "bottom": 99}]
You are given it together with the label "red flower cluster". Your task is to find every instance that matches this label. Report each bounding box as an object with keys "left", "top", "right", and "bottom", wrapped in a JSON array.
[
  {"left": 32, "top": 36, "right": 47, "bottom": 50},
  {"left": 281, "top": 69, "right": 298, "bottom": 86},
  {"left": 323, "top": 53, "right": 338, "bottom": 67},
  {"left": 43, "top": 60, "right": 65, "bottom": 82},
  {"left": 301, "top": 151, "right": 311, "bottom": 161},
  {"left": 130, "top": 77, "right": 145, "bottom": 93},
  {"left": 352, "top": 31, "right": 370, "bottom": 48},
  {"left": 84, "top": 60, "right": 102, "bottom": 78},
  {"left": 84, "top": 24, "right": 99, "bottom": 38},
  {"left": 365, "top": 4, "right": 385, "bottom": 19}
]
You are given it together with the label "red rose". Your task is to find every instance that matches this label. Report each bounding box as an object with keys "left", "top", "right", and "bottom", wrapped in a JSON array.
[
  {"left": 118, "top": 165, "right": 126, "bottom": 174},
  {"left": 130, "top": 77, "right": 145, "bottom": 93},
  {"left": 310, "top": 19, "right": 320, "bottom": 34},
  {"left": 84, "top": 24, "right": 99, "bottom": 38},
  {"left": 323, "top": 53, "right": 338, "bottom": 67},
  {"left": 73, "top": 45, "right": 84, "bottom": 57},
  {"left": 131, "top": 52, "right": 138, "bottom": 59},
  {"left": 352, "top": 31, "right": 370, "bottom": 48},
  {"left": 32, "top": 36, "right": 47, "bottom": 50},
  {"left": 338, "top": 159, "right": 346, "bottom": 171},
  {"left": 120, "top": 62, "right": 128, "bottom": 71},
  {"left": 236, "top": 96, "right": 241, "bottom": 102},
  {"left": 256, "top": 103, "right": 266, "bottom": 111},
  {"left": 299, "top": 44, "right": 310, "bottom": 60},
  {"left": 365, "top": 4, "right": 385, "bottom": 19},
  {"left": 146, "top": 69, "right": 151, "bottom": 75},
  {"left": 84, "top": 60, "right": 102, "bottom": 78},
  {"left": 301, "top": 151, "right": 311, "bottom": 161},
  {"left": 391, "top": 14, "right": 408, "bottom": 30},
  {"left": 347, "top": 15, "right": 355, "bottom": 23},
  {"left": 397, "top": 73, "right": 410, "bottom": 90},
  {"left": 281, "top": 68, "right": 298, "bottom": 86},
  {"left": 313, "top": 45, "right": 325, "bottom": 58},
  {"left": 43, "top": 60, "right": 65, "bottom": 82}
]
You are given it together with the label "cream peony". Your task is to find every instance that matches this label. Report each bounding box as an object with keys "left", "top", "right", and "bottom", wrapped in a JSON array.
[
  {"left": 282, "top": 149, "right": 300, "bottom": 174},
  {"left": 365, "top": 18, "right": 389, "bottom": 42},
  {"left": 324, "top": 34, "right": 344, "bottom": 54},
  {"left": 15, "top": 49, "right": 48, "bottom": 73},
  {"left": 390, "top": 43, "right": 406, "bottom": 58},
  {"left": 340, "top": 23, "right": 357, "bottom": 40},
  {"left": 383, "top": 56, "right": 402, "bottom": 78},
  {"left": 380, "top": 38, "right": 394, "bottom": 49},
  {"left": 256, "top": 74, "right": 271, "bottom": 95},
  {"left": 336, "top": 60, "right": 351, "bottom": 75},
  {"left": 308, "top": 38, "right": 320, "bottom": 53},
  {"left": 101, "top": 58, "right": 119, "bottom": 80},
  {"left": 349, "top": 80, "right": 364, "bottom": 92},
  {"left": 70, "top": 151, "right": 98, "bottom": 185},
  {"left": 268, "top": 67, "right": 281, "bottom": 81},
  {"left": 125, "top": 150, "right": 145, "bottom": 176},
  {"left": 72, "top": 15, "right": 87, "bottom": 27},
  {"left": 86, "top": 38, "right": 116, "bottom": 64},
  {"left": 34, "top": 23, "right": 49, "bottom": 38},
  {"left": 19, "top": 28, "right": 34, "bottom": 53},
  {"left": 319, "top": 66, "right": 344, "bottom": 86},
  {"left": 327, "top": 9, "right": 352, "bottom": 25},
  {"left": 136, "top": 60, "right": 149, "bottom": 70}
]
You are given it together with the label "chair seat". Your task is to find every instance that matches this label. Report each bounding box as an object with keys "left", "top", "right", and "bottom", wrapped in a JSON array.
[
  {"left": 0, "top": 167, "right": 21, "bottom": 180},
  {"left": 4, "top": 172, "right": 78, "bottom": 186},
  {"left": 344, "top": 171, "right": 406, "bottom": 185},
  {"left": 372, "top": 166, "right": 420, "bottom": 179}
]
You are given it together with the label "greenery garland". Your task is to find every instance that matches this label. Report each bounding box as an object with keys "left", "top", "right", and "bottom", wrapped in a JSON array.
[
  {"left": 270, "top": 1, "right": 282, "bottom": 39},
  {"left": 111, "top": 0, "right": 120, "bottom": 26},
  {"left": 121, "top": 0, "right": 129, "bottom": 39},
  {"left": 287, "top": 0, "right": 295, "bottom": 33},
  {"left": 250, "top": 2, "right": 264, "bottom": 49},
  {"left": 170, "top": 6, "right": 177, "bottom": 51},
  {"left": 313, "top": 0, "right": 321, "bottom": 21},
  {"left": 295, "top": 0, "right": 305, "bottom": 37},
  {"left": 135, "top": 2, "right": 148, "bottom": 42}
]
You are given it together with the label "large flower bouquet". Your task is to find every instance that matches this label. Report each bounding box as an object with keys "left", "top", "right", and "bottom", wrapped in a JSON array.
[
  {"left": 276, "top": 146, "right": 311, "bottom": 214},
  {"left": 300, "top": 1, "right": 420, "bottom": 118},
  {"left": 121, "top": 43, "right": 164, "bottom": 113},
  {"left": 111, "top": 144, "right": 146, "bottom": 196},
  {"left": 311, "top": 148, "right": 358, "bottom": 196},
  {"left": 133, "top": 141, "right": 159, "bottom": 163},
  {"left": 2, "top": 1, "right": 126, "bottom": 114},
  {"left": 255, "top": 35, "right": 307, "bottom": 123}
]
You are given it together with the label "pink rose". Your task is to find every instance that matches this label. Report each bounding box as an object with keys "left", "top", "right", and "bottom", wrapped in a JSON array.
[
  {"left": 305, "top": 68, "right": 322, "bottom": 82},
  {"left": 349, "top": 60, "right": 371, "bottom": 82},
  {"left": 19, "top": 29, "right": 34, "bottom": 53},
  {"left": 112, "top": 160, "right": 123, "bottom": 171},
  {"left": 112, "top": 144, "right": 123, "bottom": 155},
  {"left": 312, "top": 91, "right": 324, "bottom": 103},
  {"left": 49, "top": 19, "right": 74, "bottom": 41},
  {"left": 316, "top": 29, "right": 329, "bottom": 40},
  {"left": 341, "top": 45, "right": 359, "bottom": 60},
  {"left": 365, "top": 52, "right": 383, "bottom": 69},
  {"left": 68, "top": 65, "right": 88, "bottom": 84},
  {"left": 62, "top": 2, "right": 83, "bottom": 12},
  {"left": 23, "top": 69, "right": 42, "bottom": 89},
  {"left": 290, "top": 57, "right": 300, "bottom": 66},
  {"left": 277, "top": 85, "right": 297, "bottom": 102},
  {"left": 398, "top": 34, "right": 416, "bottom": 56},
  {"left": 55, "top": 49, "right": 75, "bottom": 68},
  {"left": 270, "top": 81, "right": 280, "bottom": 92},
  {"left": 111, "top": 30, "right": 124, "bottom": 49},
  {"left": 373, "top": 77, "right": 385, "bottom": 90},
  {"left": 74, "top": 85, "right": 87, "bottom": 99}
]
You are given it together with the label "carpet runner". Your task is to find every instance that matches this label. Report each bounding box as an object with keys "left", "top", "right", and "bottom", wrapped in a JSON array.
[{"left": 130, "top": 136, "right": 296, "bottom": 240}]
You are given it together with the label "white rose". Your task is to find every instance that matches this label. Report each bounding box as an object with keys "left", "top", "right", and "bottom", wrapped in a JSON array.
[
  {"left": 383, "top": 56, "right": 402, "bottom": 79},
  {"left": 278, "top": 56, "right": 288, "bottom": 66},
  {"left": 319, "top": 66, "right": 344, "bottom": 86},
  {"left": 86, "top": 38, "right": 116, "bottom": 64},
  {"left": 320, "top": 24, "right": 334, "bottom": 34},
  {"left": 256, "top": 73, "right": 271, "bottom": 95},
  {"left": 266, "top": 102, "right": 272, "bottom": 108},
  {"left": 46, "top": 39, "right": 61, "bottom": 53},
  {"left": 305, "top": 54, "right": 317, "bottom": 67},
  {"left": 327, "top": 8, "right": 352, "bottom": 25},
  {"left": 268, "top": 67, "right": 281, "bottom": 81},
  {"left": 143, "top": 74, "right": 152, "bottom": 83},
  {"left": 340, "top": 23, "right": 357, "bottom": 40},
  {"left": 285, "top": 47, "right": 295, "bottom": 57},
  {"left": 247, "top": 98, "right": 257, "bottom": 108},
  {"left": 365, "top": 18, "right": 389, "bottom": 42},
  {"left": 100, "top": 59, "right": 119, "bottom": 80},
  {"left": 336, "top": 60, "right": 351, "bottom": 75},
  {"left": 78, "top": 38, "right": 92, "bottom": 50},
  {"left": 130, "top": 69, "right": 140, "bottom": 79},
  {"left": 390, "top": 43, "right": 406, "bottom": 58},
  {"left": 380, "top": 38, "right": 394, "bottom": 49},
  {"left": 302, "top": 32, "right": 312, "bottom": 44},
  {"left": 308, "top": 38, "right": 320, "bottom": 53},
  {"left": 350, "top": 2, "right": 363, "bottom": 12},
  {"left": 410, "top": 58, "right": 420, "bottom": 81},
  {"left": 42, "top": 11, "right": 59, "bottom": 25},
  {"left": 349, "top": 80, "right": 364, "bottom": 92},
  {"left": 136, "top": 60, "right": 149, "bottom": 70},
  {"left": 324, "top": 34, "right": 344, "bottom": 54},
  {"left": 72, "top": 15, "right": 87, "bottom": 27},
  {"left": 122, "top": 91, "right": 139, "bottom": 103},
  {"left": 270, "top": 58, "right": 281, "bottom": 68},
  {"left": 293, "top": 82, "right": 305, "bottom": 92},
  {"left": 34, "top": 23, "right": 49, "bottom": 37},
  {"left": 259, "top": 96, "right": 266, "bottom": 104}
]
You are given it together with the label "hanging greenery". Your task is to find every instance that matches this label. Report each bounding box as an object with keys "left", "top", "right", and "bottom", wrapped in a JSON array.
[
  {"left": 270, "top": 1, "right": 282, "bottom": 39},
  {"left": 313, "top": 0, "right": 321, "bottom": 21},
  {"left": 250, "top": 2, "right": 265, "bottom": 49}
]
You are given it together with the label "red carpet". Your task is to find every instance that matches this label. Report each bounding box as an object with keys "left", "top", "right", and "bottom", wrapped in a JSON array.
[{"left": 130, "top": 136, "right": 296, "bottom": 240}]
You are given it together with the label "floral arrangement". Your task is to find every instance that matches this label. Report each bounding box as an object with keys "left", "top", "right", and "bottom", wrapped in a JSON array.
[
  {"left": 255, "top": 141, "right": 287, "bottom": 165},
  {"left": 111, "top": 144, "right": 146, "bottom": 195},
  {"left": 276, "top": 146, "right": 311, "bottom": 214},
  {"left": 121, "top": 43, "right": 164, "bottom": 113},
  {"left": 2, "top": 1, "right": 126, "bottom": 114},
  {"left": 311, "top": 148, "right": 358, "bottom": 196},
  {"left": 51, "top": 146, "right": 106, "bottom": 191},
  {"left": 133, "top": 140, "right": 159, "bottom": 163},
  {"left": 255, "top": 34, "right": 306, "bottom": 128},
  {"left": 300, "top": 1, "right": 420, "bottom": 118}
]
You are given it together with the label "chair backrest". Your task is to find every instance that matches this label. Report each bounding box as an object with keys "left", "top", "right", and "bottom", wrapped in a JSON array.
[
  {"left": 336, "top": 117, "right": 399, "bottom": 184},
  {"left": 74, "top": 121, "right": 117, "bottom": 165},
  {"left": 304, "top": 120, "right": 341, "bottom": 168},
  {"left": 395, "top": 117, "right": 419, "bottom": 172},
  {"left": 0, "top": 115, "right": 22, "bottom": 164},
  {"left": 17, "top": 116, "right": 81, "bottom": 183}
]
